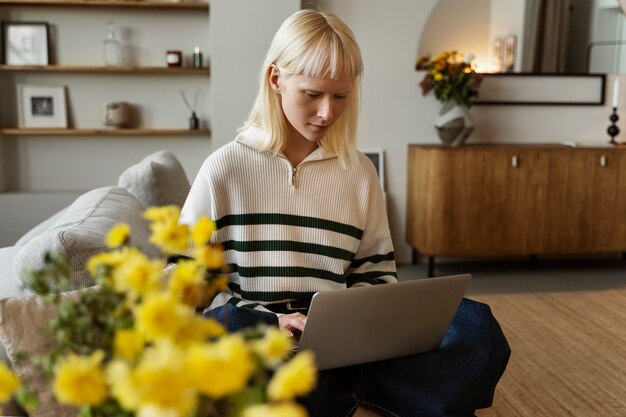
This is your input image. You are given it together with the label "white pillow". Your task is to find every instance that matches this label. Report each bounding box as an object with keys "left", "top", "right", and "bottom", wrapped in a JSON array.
[
  {"left": 13, "top": 187, "right": 159, "bottom": 293},
  {"left": 118, "top": 150, "right": 191, "bottom": 208}
]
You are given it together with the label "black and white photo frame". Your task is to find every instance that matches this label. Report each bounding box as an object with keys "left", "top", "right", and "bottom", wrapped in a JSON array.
[
  {"left": 2, "top": 21, "right": 50, "bottom": 66},
  {"left": 18, "top": 84, "right": 67, "bottom": 128}
]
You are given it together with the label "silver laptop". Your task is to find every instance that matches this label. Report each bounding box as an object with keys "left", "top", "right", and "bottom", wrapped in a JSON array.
[{"left": 297, "top": 274, "right": 471, "bottom": 370}]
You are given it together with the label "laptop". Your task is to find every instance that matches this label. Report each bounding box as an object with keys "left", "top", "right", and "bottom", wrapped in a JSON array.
[{"left": 296, "top": 274, "right": 471, "bottom": 370}]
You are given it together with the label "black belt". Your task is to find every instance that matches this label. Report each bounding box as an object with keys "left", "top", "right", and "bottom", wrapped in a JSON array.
[{"left": 265, "top": 298, "right": 312, "bottom": 315}]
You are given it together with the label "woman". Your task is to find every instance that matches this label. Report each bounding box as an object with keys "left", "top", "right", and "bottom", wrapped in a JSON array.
[{"left": 181, "top": 9, "right": 509, "bottom": 417}]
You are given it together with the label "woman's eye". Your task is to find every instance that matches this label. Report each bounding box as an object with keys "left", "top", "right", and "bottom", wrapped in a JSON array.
[
  {"left": 335, "top": 95, "right": 348, "bottom": 100},
  {"left": 305, "top": 91, "right": 320, "bottom": 98}
]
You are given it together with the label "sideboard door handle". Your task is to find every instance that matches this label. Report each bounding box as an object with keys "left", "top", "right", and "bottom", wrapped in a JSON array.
[
  {"left": 600, "top": 155, "right": 607, "bottom": 167},
  {"left": 511, "top": 155, "right": 519, "bottom": 167}
]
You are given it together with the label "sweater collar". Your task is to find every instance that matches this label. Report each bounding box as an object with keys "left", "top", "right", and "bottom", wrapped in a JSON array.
[{"left": 235, "top": 126, "right": 337, "bottom": 161}]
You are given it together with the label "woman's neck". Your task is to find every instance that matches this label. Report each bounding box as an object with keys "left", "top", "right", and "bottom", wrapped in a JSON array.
[{"left": 282, "top": 136, "right": 319, "bottom": 166}]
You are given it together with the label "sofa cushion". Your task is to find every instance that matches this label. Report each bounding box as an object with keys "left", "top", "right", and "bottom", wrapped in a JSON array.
[
  {"left": 0, "top": 292, "right": 82, "bottom": 417},
  {"left": 14, "top": 207, "right": 68, "bottom": 247},
  {"left": 118, "top": 150, "right": 190, "bottom": 208},
  {"left": 12, "top": 186, "right": 159, "bottom": 293},
  {"left": 0, "top": 247, "right": 26, "bottom": 300}
]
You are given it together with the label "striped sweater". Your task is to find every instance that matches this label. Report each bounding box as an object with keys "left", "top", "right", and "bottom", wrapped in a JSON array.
[{"left": 180, "top": 126, "right": 397, "bottom": 313}]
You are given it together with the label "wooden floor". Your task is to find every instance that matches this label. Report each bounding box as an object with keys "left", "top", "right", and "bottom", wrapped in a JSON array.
[
  {"left": 398, "top": 258, "right": 626, "bottom": 417},
  {"left": 473, "top": 289, "right": 626, "bottom": 417}
]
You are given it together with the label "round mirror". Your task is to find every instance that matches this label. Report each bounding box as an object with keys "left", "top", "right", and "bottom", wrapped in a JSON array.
[{"left": 418, "top": 0, "right": 626, "bottom": 74}]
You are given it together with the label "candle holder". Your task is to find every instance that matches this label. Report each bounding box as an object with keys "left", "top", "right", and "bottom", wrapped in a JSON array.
[{"left": 607, "top": 107, "right": 620, "bottom": 145}]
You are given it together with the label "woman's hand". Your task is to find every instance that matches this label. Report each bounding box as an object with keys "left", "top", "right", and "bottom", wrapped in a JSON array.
[{"left": 278, "top": 312, "right": 307, "bottom": 337}]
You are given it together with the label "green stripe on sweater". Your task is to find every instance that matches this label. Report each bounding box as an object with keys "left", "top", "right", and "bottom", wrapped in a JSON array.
[
  {"left": 350, "top": 251, "right": 395, "bottom": 268},
  {"left": 228, "top": 282, "right": 318, "bottom": 302},
  {"left": 228, "top": 264, "right": 346, "bottom": 283},
  {"left": 222, "top": 240, "right": 355, "bottom": 261},
  {"left": 217, "top": 213, "right": 363, "bottom": 239},
  {"left": 346, "top": 271, "right": 398, "bottom": 287}
]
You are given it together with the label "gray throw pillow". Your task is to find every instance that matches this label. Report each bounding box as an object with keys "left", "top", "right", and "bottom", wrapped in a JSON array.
[
  {"left": 13, "top": 186, "right": 160, "bottom": 293},
  {"left": 118, "top": 150, "right": 190, "bottom": 208}
]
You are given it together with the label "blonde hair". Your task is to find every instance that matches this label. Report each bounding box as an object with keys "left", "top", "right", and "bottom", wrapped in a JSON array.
[{"left": 240, "top": 9, "right": 363, "bottom": 167}]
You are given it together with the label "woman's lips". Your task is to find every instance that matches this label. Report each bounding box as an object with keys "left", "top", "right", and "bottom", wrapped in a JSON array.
[{"left": 308, "top": 123, "right": 328, "bottom": 133}]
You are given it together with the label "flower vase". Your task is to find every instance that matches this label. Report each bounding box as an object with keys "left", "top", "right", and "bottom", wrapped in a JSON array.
[{"left": 434, "top": 100, "right": 474, "bottom": 146}]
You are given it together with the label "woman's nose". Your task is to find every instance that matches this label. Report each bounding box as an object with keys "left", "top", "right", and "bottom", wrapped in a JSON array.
[{"left": 317, "top": 98, "right": 333, "bottom": 122}]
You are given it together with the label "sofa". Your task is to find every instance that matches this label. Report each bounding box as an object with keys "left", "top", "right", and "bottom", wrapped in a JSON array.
[{"left": 0, "top": 150, "right": 192, "bottom": 417}]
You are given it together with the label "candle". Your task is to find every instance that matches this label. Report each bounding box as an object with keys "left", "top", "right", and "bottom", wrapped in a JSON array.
[{"left": 612, "top": 78, "right": 620, "bottom": 108}]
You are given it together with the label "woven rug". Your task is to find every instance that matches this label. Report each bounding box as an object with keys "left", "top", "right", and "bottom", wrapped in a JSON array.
[{"left": 473, "top": 289, "right": 626, "bottom": 417}]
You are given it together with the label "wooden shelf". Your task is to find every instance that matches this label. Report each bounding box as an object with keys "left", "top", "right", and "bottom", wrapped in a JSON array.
[
  {"left": 0, "top": 0, "right": 208, "bottom": 10},
  {"left": 0, "top": 64, "right": 210, "bottom": 74},
  {"left": 0, "top": 128, "right": 211, "bottom": 136}
]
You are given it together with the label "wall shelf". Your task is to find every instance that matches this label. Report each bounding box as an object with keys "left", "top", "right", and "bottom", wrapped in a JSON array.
[
  {"left": 0, "top": 0, "right": 208, "bottom": 10},
  {"left": 0, "top": 64, "right": 210, "bottom": 74},
  {"left": 0, "top": 128, "right": 211, "bottom": 136}
]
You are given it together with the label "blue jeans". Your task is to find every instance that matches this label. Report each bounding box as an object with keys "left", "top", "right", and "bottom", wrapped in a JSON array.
[{"left": 204, "top": 298, "right": 510, "bottom": 417}]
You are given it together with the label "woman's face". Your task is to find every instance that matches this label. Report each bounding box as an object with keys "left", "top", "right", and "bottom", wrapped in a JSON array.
[{"left": 270, "top": 66, "right": 353, "bottom": 145}]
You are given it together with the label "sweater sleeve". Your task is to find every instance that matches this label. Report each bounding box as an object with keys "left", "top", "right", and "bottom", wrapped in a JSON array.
[{"left": 345, "top": 162, "right": 397, "bottom": 287}]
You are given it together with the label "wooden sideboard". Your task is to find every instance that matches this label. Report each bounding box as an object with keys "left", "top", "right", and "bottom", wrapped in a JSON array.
[{"left": 406, "top": 144, "right": 626, "bottom": 275}]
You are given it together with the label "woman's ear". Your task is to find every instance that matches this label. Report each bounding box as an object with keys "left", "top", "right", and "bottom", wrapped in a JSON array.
[{"left": 269, "top": 64, "right": 281, "bottom": 94}]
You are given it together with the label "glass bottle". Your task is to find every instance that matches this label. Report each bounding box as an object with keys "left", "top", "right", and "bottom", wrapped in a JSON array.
[{"left": 103, "top": 21, "right": 122, "bottom": 66}]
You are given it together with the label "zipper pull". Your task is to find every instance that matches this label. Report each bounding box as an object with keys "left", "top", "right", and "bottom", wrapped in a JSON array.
[{"left": 290, "top": 166, "right": 298, "bottom": 187}]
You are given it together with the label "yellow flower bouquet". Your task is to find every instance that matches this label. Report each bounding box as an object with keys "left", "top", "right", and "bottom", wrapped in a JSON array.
[
  {"left": 416, "top": 50, "right": 482, "bottom": 108},
  {"left": 0, "top": 206, "right": 317, "bottom": 417}
]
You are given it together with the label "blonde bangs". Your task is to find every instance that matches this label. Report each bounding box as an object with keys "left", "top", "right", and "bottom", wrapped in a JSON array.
[
  {"left": 279, "top": 12, "right": 363, "bottom": 81},
  {"left": 286, "top": 32, "right": 362, "bottom": 81}
]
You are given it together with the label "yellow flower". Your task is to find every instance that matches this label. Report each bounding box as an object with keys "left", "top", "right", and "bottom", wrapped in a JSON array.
[
  {"left": 149, "top": 220, "right": 190, "bottom": 254},
  {"left": 191, "top": 216, "right": 216, "bottom": 246},
  {"left": 434, "top": 72, "right": 443, "bottom": 81},
  {"left": 193, "top": 244, "right": 225, "bottom": 269},
  {"left": 187, "top": 335, "right": 254, "bottom": 398},
  {"left": 0, "top": 362, "right": 20, "bottom": 402},
  {"left": 135, "top": 294, "right": 194, "bottom": 343},
  {"left": 106, "top": 223, "right": 130, "bottom": 248},
  {"left": 112, "top": 248, "right": 163, "bottom": 299},
  {"left": 168, "top": 260, "right": 204, "bottom": 306},
  {"left": 114, "top": 328, "right": 145, "bottom": 361},
  {"left": 143, "top": 206, "right": 191, "bottom": 254},
  {"left": 143, "top": 206, "right": 181, "bottom": 224},
  {"left": 106, "top": 360, "right": 140, "bottom": 410},
  {"left": 253, "top": 327, "right": 293, "bottom": 367},
  {"left": 53, "top": 350, "right": 108, "bottom": 406},
  {"left": 109, "top": 341, "right": 197, "bottom": 417},
  {"left": 87, "top": 249, "right": 125, "bottom": 278},
  {"left": 267, "top": 351, "right": 317, "bottom": 401},
  {"left": 242, "top": 402, "right": 308, "bottom": 417},
  {"left": 175, "top": 317, "right": 225, "bottom": 347}
]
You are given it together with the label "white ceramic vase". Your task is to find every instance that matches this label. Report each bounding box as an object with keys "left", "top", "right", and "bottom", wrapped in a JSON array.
[{"left": 434, "top": 100, "right": 474, "bottom": 146}]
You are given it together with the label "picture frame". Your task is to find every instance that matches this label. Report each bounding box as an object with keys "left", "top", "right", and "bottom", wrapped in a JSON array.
[
  {"left": 472, "top": 73, "right": 606, "bottom": 106},
  {"left": 360, "top": 149, "right": 385, "bottom": 191},
  {"left": 18, "top": 84, "right": 68, "bottom": 128},
  {"left": 2, "top": 21, "right": 50, "bottom": 66}
]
